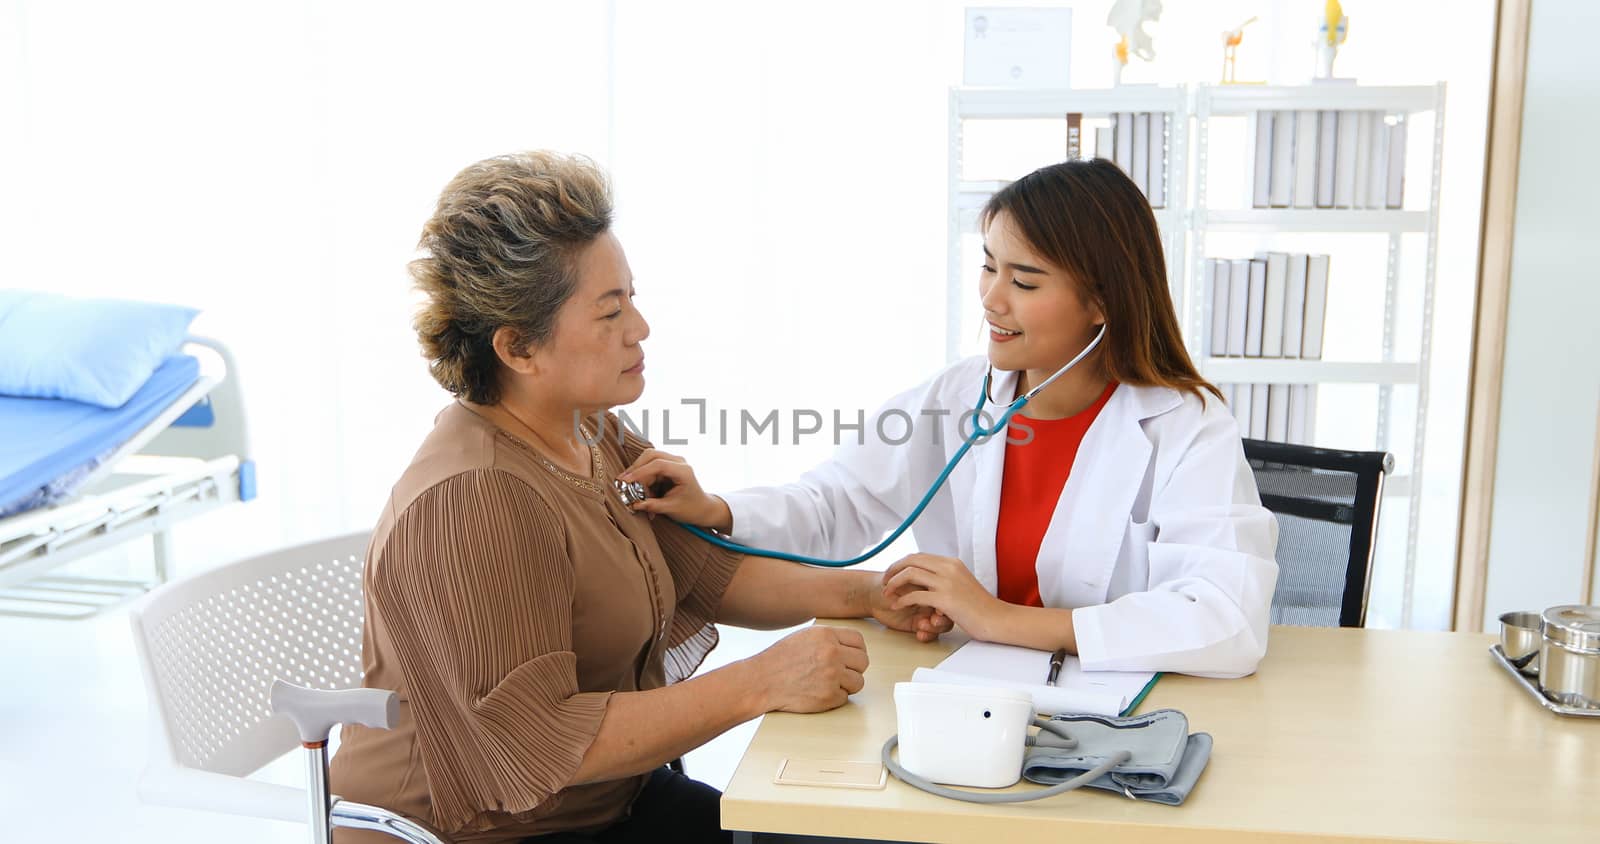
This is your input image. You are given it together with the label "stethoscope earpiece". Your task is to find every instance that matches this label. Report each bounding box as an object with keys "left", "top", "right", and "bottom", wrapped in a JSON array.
[{"left": 984, "top": 323, "right": 1108, "bottom": 410}]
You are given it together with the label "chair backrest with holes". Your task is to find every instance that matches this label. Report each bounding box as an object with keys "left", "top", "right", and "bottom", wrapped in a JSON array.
[{"left": 130, "top": 532, "right": 371, "bottom": 777}]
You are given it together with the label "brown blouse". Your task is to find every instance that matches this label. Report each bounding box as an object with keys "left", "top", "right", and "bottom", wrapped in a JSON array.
[{"left": 328, "top": 403, "right": 744, "bottom": 843}]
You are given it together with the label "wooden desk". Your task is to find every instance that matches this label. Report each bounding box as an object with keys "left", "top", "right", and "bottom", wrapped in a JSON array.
[{"left": 721, "top": 620, "right": 1600, "bottom": 843}]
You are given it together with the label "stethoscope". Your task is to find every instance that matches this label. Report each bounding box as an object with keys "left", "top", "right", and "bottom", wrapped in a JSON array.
[{"left": 612, "top": 323, "right": 1108, "bottom": 568}]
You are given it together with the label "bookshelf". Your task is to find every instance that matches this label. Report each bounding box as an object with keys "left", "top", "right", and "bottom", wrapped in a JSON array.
[
  {"left": 946, "top": 86, "right": 1190, "bottom": 361},
  {"left": 1202, "top": 209, "right": 1427, "bottom": 233},
  {"left": 1189, "top": 82, "right": 1446, "bottom": 628},
  {"left": 943, "top": 82, "right": 1446, "bottom": 627},
  {"left": 1199, "top": 359, "right": 1419, "bottom": 385}
]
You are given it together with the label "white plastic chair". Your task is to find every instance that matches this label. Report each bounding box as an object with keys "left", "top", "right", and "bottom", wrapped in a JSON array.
[{"left": 129, "top": 532, "right": 448, "bottom": 843}]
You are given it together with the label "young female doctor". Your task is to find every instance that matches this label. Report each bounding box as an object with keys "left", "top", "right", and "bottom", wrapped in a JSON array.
[{"left": 621, "top": 158, "right": 1279, "bottom": 678}]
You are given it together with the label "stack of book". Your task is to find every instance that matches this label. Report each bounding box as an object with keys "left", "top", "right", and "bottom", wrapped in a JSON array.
[
  {"left": 1221, "top": 381, "right": 1317, "bottom": 445},
  {"left": 1205, "top": 253, "right": 1330, "bottom": 445},
  {"left": 1250, "top": 111, "right": 1406, "bottom": 210},
  {"left": 1081, "top": 112, "right": 1168, "bottom": 208}
]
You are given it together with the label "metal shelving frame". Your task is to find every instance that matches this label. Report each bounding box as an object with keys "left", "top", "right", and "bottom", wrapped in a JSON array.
[
  {"left": 1190, "top": 83, "right": 1446, "bottom": 627},
  {"left": 945, "top": 82, "right": 1446, "bottom": 628},
  {"left": 947, "top": 86, "right": 1190, "bottom": 362}
]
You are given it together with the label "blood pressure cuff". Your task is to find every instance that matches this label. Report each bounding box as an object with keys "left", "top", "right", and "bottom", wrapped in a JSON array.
[{"left": 1021, "top": 708, "right": 1211, "bottom": 806}]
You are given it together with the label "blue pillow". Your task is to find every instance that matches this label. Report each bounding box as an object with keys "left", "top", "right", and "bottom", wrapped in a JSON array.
[{"left": 0, "top": 290, "right": 200, "bottom": 408}]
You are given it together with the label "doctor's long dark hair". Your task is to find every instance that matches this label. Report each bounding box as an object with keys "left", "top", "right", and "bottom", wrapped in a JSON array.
[{"left": 982, "top": 159, "right": 1221, "bottom": 404}]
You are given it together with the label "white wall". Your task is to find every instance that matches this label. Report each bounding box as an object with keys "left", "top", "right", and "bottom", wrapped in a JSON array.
[
  {"left": 0, "top": 1, "right": 1494, "bottom": 620},
  {"left": 609, "top": 0, "right": 950, "bottom": 488},
  {"left": 1481, "top": 0, "right": 1600, "bottom": 626},
  {"left": 0, "top": 0, "right": 611, "bottom": 565}
]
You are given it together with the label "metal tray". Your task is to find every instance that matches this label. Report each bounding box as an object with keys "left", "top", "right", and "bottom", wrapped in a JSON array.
[{"left": 1489, "top": 644, "right": 1600, "bottom": 718}]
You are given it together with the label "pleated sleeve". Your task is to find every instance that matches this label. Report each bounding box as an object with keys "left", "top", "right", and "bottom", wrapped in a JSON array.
[{"left": 366, "top": 469, "right": 611, "bottom": 834}]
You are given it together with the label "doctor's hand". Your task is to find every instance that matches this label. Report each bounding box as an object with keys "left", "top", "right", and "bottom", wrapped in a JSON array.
[
  {"left": 868, "top": 578, "right": 955, "bottom": 643},
  {"left": 882, "top": 554, "right": 1005, "bottom": 642},
  {"left": 618, "top": 449, "right": 733, "bottom": 531}
]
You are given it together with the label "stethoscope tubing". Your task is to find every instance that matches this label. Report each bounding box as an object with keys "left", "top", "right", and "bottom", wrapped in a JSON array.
[{"left": 668, "top": 325, "right": 1108, "bottom": 567}]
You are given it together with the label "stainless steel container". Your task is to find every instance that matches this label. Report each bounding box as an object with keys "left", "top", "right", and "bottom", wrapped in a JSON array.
[
  {"left": 1499, "top": 611, "right": 1543, "bottom": 675},
  {"left": 1539, "top": 605, "right": 1600, "bottom": 709}
]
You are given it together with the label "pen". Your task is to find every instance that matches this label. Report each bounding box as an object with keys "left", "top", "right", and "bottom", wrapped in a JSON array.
[{"left": 1045, "top": 648, "right": 1068, "bottom": 686}]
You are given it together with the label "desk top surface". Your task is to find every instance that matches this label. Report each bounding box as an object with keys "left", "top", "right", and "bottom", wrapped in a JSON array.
[{"left": 720, "top": 621, "right": 1600, "bottom": 843}]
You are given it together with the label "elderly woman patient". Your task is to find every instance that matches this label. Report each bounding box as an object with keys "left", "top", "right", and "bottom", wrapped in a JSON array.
[{"left": 328, "top": 151, "right": 944, "bottom": 843}]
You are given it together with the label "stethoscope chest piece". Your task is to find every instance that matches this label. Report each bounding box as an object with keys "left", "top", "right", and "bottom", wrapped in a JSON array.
[{"left": 614, "top": 478, "right": 649, "bottom": 507}]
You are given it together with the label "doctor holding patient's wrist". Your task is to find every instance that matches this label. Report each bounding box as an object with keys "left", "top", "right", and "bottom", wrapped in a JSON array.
[{"left": 624, "top": 158, "right": 1279, "bottom": 678}]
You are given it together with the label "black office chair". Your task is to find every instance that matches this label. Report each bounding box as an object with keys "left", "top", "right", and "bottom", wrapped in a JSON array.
[{"left": 1241, "top": 439, "right": 1394, "bottom": 628}]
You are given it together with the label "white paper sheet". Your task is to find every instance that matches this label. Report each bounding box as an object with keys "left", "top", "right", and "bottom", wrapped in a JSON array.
[{"left": 914, "top": 639, "right": 1156, "bottom": 717}]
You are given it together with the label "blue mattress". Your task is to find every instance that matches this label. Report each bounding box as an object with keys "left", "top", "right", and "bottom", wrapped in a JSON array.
[{"left": 0, "top": 354, "right": 202, "bottom": 517}]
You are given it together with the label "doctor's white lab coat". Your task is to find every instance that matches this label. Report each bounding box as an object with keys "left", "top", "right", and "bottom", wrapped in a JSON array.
[{"left": 720, "top": 356, "right": 1279, "bottom": 678}]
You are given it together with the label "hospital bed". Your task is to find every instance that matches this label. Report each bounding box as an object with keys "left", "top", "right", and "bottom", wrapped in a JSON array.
[{"left": 0, "top": 336, "right": 255, "bottom": 619}]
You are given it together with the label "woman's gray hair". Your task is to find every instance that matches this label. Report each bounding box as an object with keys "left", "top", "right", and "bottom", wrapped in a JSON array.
[{"left": 411, "top": 151, "right": 613, "bottom": 405}]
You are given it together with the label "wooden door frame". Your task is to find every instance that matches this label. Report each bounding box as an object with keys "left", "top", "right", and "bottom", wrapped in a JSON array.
[{"left": 1453, "top": 0, "right": 1534, "bottom": 632}]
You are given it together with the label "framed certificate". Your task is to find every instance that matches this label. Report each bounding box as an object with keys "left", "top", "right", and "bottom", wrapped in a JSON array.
[{"left": 963, "top": 7, "right": 1072, "bottom": 88}]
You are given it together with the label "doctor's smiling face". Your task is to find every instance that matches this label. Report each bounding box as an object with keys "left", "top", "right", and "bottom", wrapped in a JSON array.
[
  {"left": 974, "top": 158, "right": 1219, "bottom": 411},
  {"left": 978, "top": 209, "right": 1105, "bottom": 376}
]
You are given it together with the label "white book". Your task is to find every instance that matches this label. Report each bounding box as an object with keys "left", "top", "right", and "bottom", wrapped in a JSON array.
[
  {"left": 1234, "top": 383, "right": 1254, "bottom": 429},
  {"left": 1095, "top": 126, "right": 1114, "bottom": 161},
  {"left": 1368, "top": 117, "right": 1391, "bottom": 210},
  {"left": 1283, "top": 253, "right": 1310, "bottom": 360},
  {"left": 1335, "top": 110, "right": 1359, "bottom": 208},
  {"left": 1302, "top": 254, "right": 1331, "bottom": 359},
  {"left": 1252, "top": 111, "right": 1274, "bottom": 208},
  {"left": 1315, "top": 110, "right": 1337, "bottom": 208},
  {"left": 1353, "top": 111, "right": 1375, "bottom": 208},
  {"left": 1293, "top": 109, "right": 1319, "bottom": 208},
  {"left": 1288, "top": 384, "right": 1312, "bottom": 444},
  {"left": 1245, "top": 258, "right": 1267, "bottom": 357},
  {"left": 1227, "top": 258, "right": 1250, "bottom": 357},
  {"left": 1305, "top": 386, "right": 1319, "bottom": 442},
  {"left": 1208, "top": 258, "right": 1229, "bottom": 356},
  {"left": 1249, "top": 381, "right": 1270, "bottom": 439},
  {"left": 1267, "top": 384, "right": 1290, "bottom": 442},
  {"left": 1115, "top": 112, "right": 1135, "bottom": 178},
  {"left": 1131, "top": 112, "right": 1151, "bottom": 199},
  {"left": 1270, "top": 111, "right": 1295, "bottom": 208},
  {"left": 1261, "top": 252, "right": 1289, "bottom": 357},
  {"left": 1386, "top": 118, "right": 1407, "bottom": 209},
  {"left": 915, "top": 639, "right": 1156, "bottom": 717},
  {"left": 1147, "top": 114, "right": 1167, "bottom": 208}
]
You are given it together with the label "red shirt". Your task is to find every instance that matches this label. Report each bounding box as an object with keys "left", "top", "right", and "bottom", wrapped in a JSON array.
[{"left": 995, "top": 382, "right": 1119, "bottom": 607}]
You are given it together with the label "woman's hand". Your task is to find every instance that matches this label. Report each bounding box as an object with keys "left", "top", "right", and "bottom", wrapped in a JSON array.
[
  {"left": 868, "top": 576, "right": 956, "bottom": 642},
  {"left": 882, "top": 554, "right": 1005, "bottom": 641},
  {"left": 618, "top": 448, "right": 732, "bottom": 531},
  {"left": 748, "top": 626, "right": 870, "bottom": 713}
]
